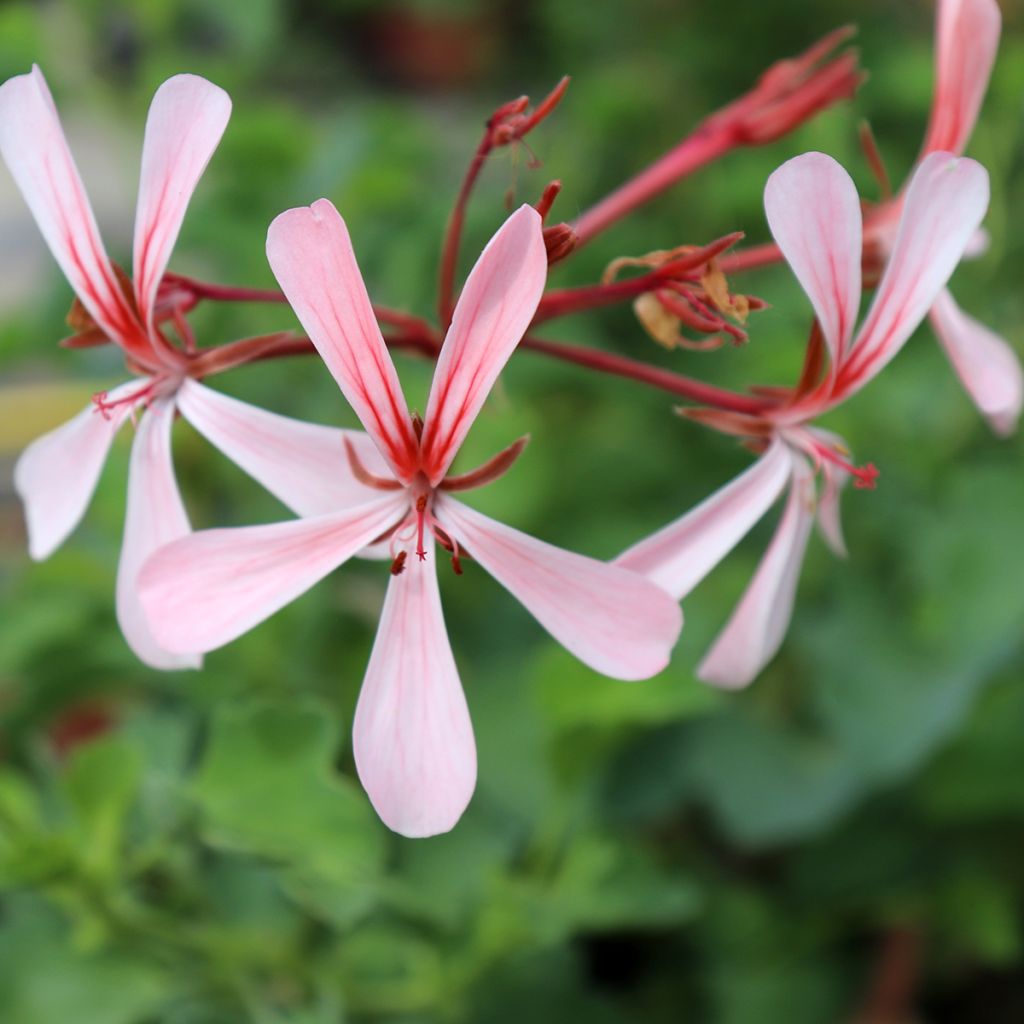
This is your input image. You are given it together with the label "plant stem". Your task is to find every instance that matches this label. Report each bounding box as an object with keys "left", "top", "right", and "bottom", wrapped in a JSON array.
[{"left": 521, "top": 335, "right": 767, "bottom": 413}]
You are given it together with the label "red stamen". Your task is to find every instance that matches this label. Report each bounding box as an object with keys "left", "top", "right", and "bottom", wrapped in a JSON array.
[
  {"left": 810, "top": 438, "right": 879, "bottom": 490},
  {"left": 91, "top": 379, "right": 160, "bottom": 421},
  {"left": 415, "top": 495, "right": 429, "bottom": 561}
]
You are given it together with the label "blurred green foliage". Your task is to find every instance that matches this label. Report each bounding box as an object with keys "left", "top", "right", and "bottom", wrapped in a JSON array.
[{"left": 1, "top": 0, "right": 1024, "bottom": 1020}]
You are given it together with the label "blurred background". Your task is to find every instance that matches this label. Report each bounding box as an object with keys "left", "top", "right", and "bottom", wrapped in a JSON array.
[{"left": 1, "top": 0, "right": 1024, "bottom": 1020}]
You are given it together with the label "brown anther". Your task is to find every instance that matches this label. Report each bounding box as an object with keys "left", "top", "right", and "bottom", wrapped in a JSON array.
[
  {"left": 451, "top": 553, "right": 464, "bottom": 576},
  {"left": 390, "top": 551, "right": 407, "bottom": 576},
  {"left": 415, "top": 494, "right": 428, "bottom": 512},
  {"left": 411, "top": 412, "right": 425, "bottom": 440}
]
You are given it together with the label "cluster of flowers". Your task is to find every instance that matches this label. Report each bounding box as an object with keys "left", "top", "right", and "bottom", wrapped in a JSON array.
[{"left": 3, "top": 0, "right": 1014, "bottom": 836}]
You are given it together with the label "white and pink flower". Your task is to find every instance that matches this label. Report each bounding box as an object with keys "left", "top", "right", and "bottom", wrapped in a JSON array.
[
  {"left": 868, "top": 0, "right": 1020, "bottom": 434},
  {"left": 619, "top": 149, "right": 989, "bottom": 688},
  {"left": 0, "top": 67, "right": 387, "bottom": 668},
  {"left": 138, "top": 200, "right": 683, "bottom": 837}
]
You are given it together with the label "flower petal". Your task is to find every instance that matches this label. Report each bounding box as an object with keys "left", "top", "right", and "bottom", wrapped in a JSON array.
[
  {"left": 13, "top": 379, "right": 144, "bottom": 560},
  {"left": 0, "top": 67, "right": 149, "bottom": 360},
  {"left": 764, "top": 152, "right": 862, "bottom": 367},
  {"left": 353, "top": 536, "right": 476, "bottom": 838},
  {"left": 840, "top": 152, "right": 989, "bottom": 398},
  {"left": 419, "top": 206, "right": 547, "bottom": 484},
  {"left": 929, "top": 288, "right": 1022, "bottom": 436},
  {"left": 116, "top": 397, "right": 199, "bottom": 670},
  {"left": 133, "top": 75, "right": 231, "bottom": 331},
  {"left": 177, "top": 379, "right": 391, "bottom": 516},
  {"left": 615, "top": 438, "right": 793, "bottom": 600},
  {"left": 697, "top": 459, "right": 815, "bottom": 689},
  {"left": 138, "top": 493, "right": 407, "bottom": 654},
  {"left": 434, "top": 496, "right": 682, "bottom": 681},
  {"left": 816, "top": 462, "right": 848, "bottom": 558},
  {"left": 266, "top": 199, "right": 419, "bottom": 480},
  {"left": 921, "top": 0, "right": 1000, "bottom": 157}
]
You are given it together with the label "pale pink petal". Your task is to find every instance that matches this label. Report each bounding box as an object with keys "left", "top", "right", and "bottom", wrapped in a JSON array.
[
  {"left": 434, "top": 496, "right": 682, "bottom": 681},
  {"left": 138, "top": 493, "right": 407, "bottom": 654},
  {"left": 697, "top": 460, "right": 815, "bottom": 689},
  {"left": 839, "top": 153, "right": 989, "bottom": 399},
  {"left": 930, "top": 288, "right": 1022, "bottom": 436},
  {"left": 266, "top": 199, "right": 419, "bottom": 481},
  {"left": 176, "top": 379, "right": 391, "bottom": 516},
  {"left": 0, "top": 67, "right": 149, "bottom": 360},
  {"left": 816, "top": 462, "right": 848, "bottom": 558},
  {"left": 615, "top": 438, "right": 793, "bottom": 600},
  {"left": 764, "top": 152, "right": 861, "bottom": 367},
  {"left": 353, "top": 536, "right": 475, "bottom": 838},
  {"left": 133, "top": 75, "right": 231, "bottom": 331},
  {"left": 921, "top": 0, "right": 1000, "bottom": 157},
  {"left": 116, "top": 397, "right": 199, "bottom": 670},
  {"left": 13, "top": 379, "right": 145, "bottom": 560},
  {"left": 419, "top": 206, "right": 547, "bottom": 484}
]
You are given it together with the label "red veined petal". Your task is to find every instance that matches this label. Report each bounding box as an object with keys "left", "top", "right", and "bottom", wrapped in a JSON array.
[
  {"left": 930, "top": 288, "right": 1022, "bottom": 436},
  {"left": 133, "top": 75, "right": 231, "bottom": 331},
  {"left": 266, "top": 199, "right": 419, "bottom": 481},
  {"left": 434, "top": 496, "right": 682, "bottom": 681},
  {"left": 13, "top": 378, "right": 145, "bottom": 560},
  {"left": 697, "top": 459, "right": 816, "bottom": 689},
  {"left": 116, "top": 397, "right": 200, "bottom": 670},
  {"left": 921, "top": 0, "right": 1000, "bottom": 157},
  {"left": 177, "top": 379, "right": 392, "bottom": 516},
  {"left": 764, "top": 152, "right": 861, "bottom": 369},
  {"left": 838, "top": 152, "right": 989, "bottom": 399},
  {"left": 353, "top": 535, "right": 476, "bottom": 838},
  {"left": 616, "top": 438, "right": 793, "bottom": 599},
  {"left": 419, "top": 205, "right": 547, "bottom": 484},
  {"left": 0, "top": 67, "right": 150, "bottom": 360},
  {"left": 138, "top": 493, "right": 407, "bottom": 654}
]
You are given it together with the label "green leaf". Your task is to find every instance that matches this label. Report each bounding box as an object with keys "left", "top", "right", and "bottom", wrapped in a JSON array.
[{"left": 191, "top": 698, "right": 384, "bottom": 913}]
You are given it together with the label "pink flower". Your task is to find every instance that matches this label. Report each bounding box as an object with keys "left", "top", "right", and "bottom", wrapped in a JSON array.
[
  {"left": 137, "top": 200, "right": 683, "bottom": 837},
  {"left": 619, "top": 150, "right": 989, "bottom": 689},
  {"left": 868, "top": 0, "right": 1020, "bottom": 434},
  {"left": 0, "top": 67, "right": 386, "bottom": 668}
]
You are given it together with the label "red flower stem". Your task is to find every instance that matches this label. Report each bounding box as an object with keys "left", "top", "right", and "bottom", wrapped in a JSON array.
[
  {"left": 171, "top": 277, "right": 289, "bottom": 304},
  {"left": 718, "top": 241, "right": 784, "bottom": 275},
  {"left": 167, "top": 273, "right": 428, "bottom": 334},
  {"left": 520, "top": 334, "right": 768, "bottom": 414},
  {"left": 197, "top": 326, "right": 764, "bottom": 415},
  {"left": 533, "top": 274, "right": 675, "bottom": 323},
  {"left": 572, "top": 128, "right": 736, "bottom": 248},
  {"left": 438, "top": 134, "right": 491, "bottom": 330}
]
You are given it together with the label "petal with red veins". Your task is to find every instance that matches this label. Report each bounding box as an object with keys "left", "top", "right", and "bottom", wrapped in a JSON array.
[
  {"left": 697, "top": 460, "right": 816, "bottom": 689},
  {"left": 353, "top": 536, "right": 476, "bottom": 838},
  {"left": 434, "top": 496, "right": 682, "bottom": 681},
  {"left": 116, "top": 397, "right": 200, "bottom": 670},
  {"left": 133, "top": 75, "right": 231, "bottom": 331},
  {"left": 930, "top": 289, "right": 1022, "bottom": 437},
  {"left": 616, "top": 438, "right": 793, "bottom": 600},
  {"left": 266, "top": 199, "right": 419, "bottom": 480},
  {"left": 138, "top": 493, "right": 407, "bottom": 654},
  {"left": 816, "top": 462, "right": 849, "bottom": 558},
  {"left": 840, "top": 153, "right": 989, "bottom": 398},
  {"left": 764, "top": 152, "right": 861, "bottom": 369},
  {"left": 419, "top": 206, "right": 547, "bottom": 484},
  {"left": 921, "top": 0, "right": 1000, "bottom": 157},
  {"left": 0, "top": 67, "right": 148, "bottom": 359},
  {"left": 14, "top": 378, "right": 145, "bottom": 560},
  {"left": 177, "top": 379, "right": 391, "bottom": 516}
]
